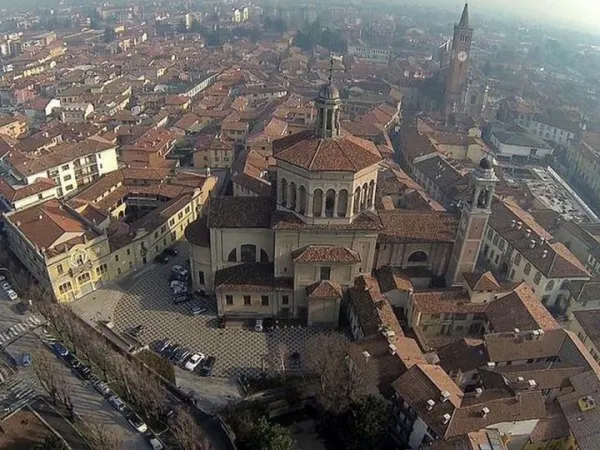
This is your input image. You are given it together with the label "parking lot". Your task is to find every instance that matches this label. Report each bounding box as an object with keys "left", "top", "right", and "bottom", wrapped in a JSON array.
[{"left": 73, "top": 244, "right": 331, "bottom": 382}]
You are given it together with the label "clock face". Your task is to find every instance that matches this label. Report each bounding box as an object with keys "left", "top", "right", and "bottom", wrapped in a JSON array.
[{"left": 457, "top": 51, "right": 468, "bottom": 62}]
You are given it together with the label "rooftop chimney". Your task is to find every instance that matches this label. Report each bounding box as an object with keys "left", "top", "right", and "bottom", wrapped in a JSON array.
[
  {"left": 481, "top": 407, "right": 490, "bottom": 418},
  {"left": 440, "top": 390, "right": 451, "bottom": 403},
  {"left": 530, "top": 239, "right": 536, "bottom": 249},
  {"left": 388, "top": 344, "right": 397, "bottom": 355},
  {"left": 487, "top": 362, "right": 496, "bottom": 368},
  {"left": 514, "top": 328, "right": 521, "bottom": 339},
  {"left": 516, "top": 221, "right": 523, "bottom": 230},
  {"left": 511, "top": 219, "right": 516, "bottom": 228},
  {"left": 475, "top": 388, "right": 483, "bottom": 397},
  {"left": 426, "top": 399, "right": 436, "bottom": 411},
  {"left": 528, "top": 379, "right": 537, "bottom": 389},
  {"left": 442, "top": 413, "right": 451, "bottom": 424},
  {"left": 542, "top": 250, "right": 548, "bottom": 259},
  {"left": 517, "top": 376, "right": 525, "bottom": 382}
]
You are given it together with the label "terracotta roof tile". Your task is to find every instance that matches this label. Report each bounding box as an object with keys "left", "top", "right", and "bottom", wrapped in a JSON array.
[
  {"left": 486, "top": 283, "right": 560, "bottom": 333},
  {"left": 306, "top": 280, "right": 343, "bottom": 299},
  {"left": 291, "top": 245, "right": 360, "bottom": 264},
  {"left": 273, "top": 129, "right": 381, "bottom": 172},
  {"left": 214, "top": 263, "right": 293, "bottom": 292},
  {"left": 412, "top": 288, "right": 488, "bottom": 314},
  {"left": 463, "top": 271, "right": 500, "bottom": 292},
  {"left": 378, "top": 210, "right": 458, "bottom": 243}
]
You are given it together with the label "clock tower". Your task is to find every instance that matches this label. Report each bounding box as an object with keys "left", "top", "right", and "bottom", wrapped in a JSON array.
[
  {"left": 444, "top": 3, "right": 473, "bottom": 117},
  {"left": 446, "top": 157, "right": 498, "bottom": 287}
]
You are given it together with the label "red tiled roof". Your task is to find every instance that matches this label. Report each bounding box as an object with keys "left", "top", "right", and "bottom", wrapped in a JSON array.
[
  {"left": 291, "top": 245, "right": 360, "bottom": 264},
  {"left": 306, "top": 280, "right": 343, "bottom": 299},
  {"left": 273, "top": 129, "right": 381, "bottom": 172}
]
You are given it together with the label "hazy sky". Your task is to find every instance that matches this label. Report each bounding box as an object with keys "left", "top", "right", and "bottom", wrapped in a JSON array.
[{"left": 455, "top": 0, "right": 600, "bottom": 32}]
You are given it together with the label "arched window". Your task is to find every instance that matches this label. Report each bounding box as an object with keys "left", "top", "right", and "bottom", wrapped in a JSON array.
[
  {"left": 313, "top": 189, "right": 323, "bottom": 217},
  {"left": 280, "top": 178, "right": 287, "bottom": 206},
  {"left": 289, "top": 182, "right": 297, "bottom": 211},
  {"left": 241, "top": 244, "right": 257, "bottom": 262},
  {"left": 337, "top": 189, "right": 348, "bottom": 217},
  {"left": 260, "top": 249, "right": 269, "bottom": 263},
  {"left": 361, "top": 183, "right": 368, "bottom": 211},
  {"left": 408, "top": 251, "right": 428, "bottom": 263},
  {"left": 367, "top": 180, "right": 375, "bottom": 208},
  {"left": 353, "top": 187, "right": 361, "bottom": 215},
  {"left": 227, "top": 249, "right": 237, "bottom": 262},
  {"left": 298, "top": 186, "right": 307, "bottom": 214},
  {"left": 325, "top": 189, "right": 335, "bottom": 217}
]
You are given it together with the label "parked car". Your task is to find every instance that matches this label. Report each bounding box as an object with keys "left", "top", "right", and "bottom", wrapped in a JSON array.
[
  {"left": 191, "top": 306, "right": 207, "bottom": 316},
  {"left": 199, "top": 356, "right": 216, "bottom": 377},
  {"left": 130, "top": 324, "right": 145, "bottom": 337},
  {"left": 184, "top": 353, "right": 204, "bottom": 371},
  {"left": 164, "top": 247, "right": 178, "bottom": 257},
  {"left": 0, "top": 275, "right": 5, "bottom": 282},
  {"left": 254, "top": 318, "right": 264, "bottom": 332},
  {"left": 154, "top": 253, "right": 169, "bottom": 264},
  {"left": 171, "top": 265, "right": 189, "bottom": 279},
  {"left": 6, "top": 289, "right": 17, "bottom": 301},
  {"left": 1, "top": 282, "right": 10, "bottom": 291},
  {"left": 51, "top": 342, "right": 69, "bottom": 357},
  {"left": 124, "top": 407, "right": 148, "bottom": 433},
  {"left": 147, "top": 435, "right": 164, "bottom": 450},
  {"left": 170, "top": 280, "right": 187, "bottom": 289},
  {"left": 69, "top": 357, "right": 81, "bottom": 369},
  {"left": 168, "top": 346, "right": 182, "bottom": 361},
  {"left": 76, "top": 365, "right": 91, "bottom": 380},
  {"left": 21, "top": 353, "right": 31, "bottom": 367},
  {"left": 108, "top": 394, "right": 126, "bottom": 412},
  {"left": 154, "top": 339, "right": 171, "bottom": 353},
  {"left": 175, "top": 348, "right": 190, "bottom": 364},
  {"left": 93, "top": 380, "right": 111, "bottom": 396},
  {"left": 173, "top": 293, "right": 192, "bottom": 304}
]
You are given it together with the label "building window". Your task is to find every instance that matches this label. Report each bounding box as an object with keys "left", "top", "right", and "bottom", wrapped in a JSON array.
[
  {"left": 514, "top": 253, "right": 522, "bottom": 266},
  {"left": 117, "top": 267, "right": 122, "bottom": 275},
  {"left": 77, "top": 272, "right": 91, "bottom": 284},
  {"left": 198, "top": 271, "right": 205, "bottom": 284},
  {"left": 546, "top": 280, "right": 555, "bottom": 291},
  {"left": 524, "top": 263, "right": 531, "bottom": 275},
  {"left": 127, "top": 249, "right": 131, "bottom": 256},
  {"left": 487, "top": 229, "right": 493, "bottom": 240},
  {"left": 408, "top": 251, "right": 428, "bottom": 263},
  {"left": 534, "top": 272, "right": 542, "bottom": 285},
  {"left": 154, "top": 231, "right": 159, "bottom": 238},
  {"left": 61, "top": 164, "right": 70, "bottom": 170},
  {"left": 58, "top": 282, "right": 73, "bottom": 294},
  {"left": 96, "top": 264, "right": 108, "bottom": 275},
  {"left": 282, "top": 295, "right": 289, "bottom": 305},
  {"left": 65, "top": 184, "right": 74, "bottom": 191},
  {"left": 493, "top": 235, "right": 499, "bottom": 246},
  {"left": 226, "top": 295, "right": 233, "bottom": 305},
  {"left": 228, "top": 249, "right": 237, "bottom": 262},
  {"left": 320, "top": 266, "right": 331, "bottom": 281},
  {"left": 261, "top": 295, "right": 269, "bottom": 306},
  {"left": 243, "top": 295, "right": 251, "bottom": 306},
  {"left": 241, "top": 244, "right": 257, "bottom": 263},
  {"left": 56, "top": 264, "right": 63, "bottom": 275}
]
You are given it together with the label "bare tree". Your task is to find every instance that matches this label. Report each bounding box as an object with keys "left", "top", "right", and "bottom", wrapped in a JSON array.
[
  {"left": 265, "top": 342, "right": 288, "bottom": 378},
  {"left": 85, "top": 422, "right": 122, "bottom": 450},
  {"left": 86, "top": 338, "right": 112, "bottom": 380},
  {"left": 56, "top": 373, "right": 75, "bottom": 420},
  {"left": 305, "top": 333, "right": 376, "bottom": 413},
  {"left": 127, "top": 366, "right": 167, "bottom": 421},
  {"left": 170, "top": 408, "right": 208, "bottom": 450},
  {"left": 33, "top": 349, "right": 61, "bottom": 405}
]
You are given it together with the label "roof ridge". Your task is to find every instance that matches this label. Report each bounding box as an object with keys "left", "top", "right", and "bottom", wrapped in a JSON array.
[{"left": 307, "top": 139, "right": 323, "bottom": 170}]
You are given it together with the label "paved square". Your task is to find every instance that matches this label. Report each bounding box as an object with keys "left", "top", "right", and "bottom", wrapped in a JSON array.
[{"left": 76, "top": 244, "right": 337, "bottom": 379}]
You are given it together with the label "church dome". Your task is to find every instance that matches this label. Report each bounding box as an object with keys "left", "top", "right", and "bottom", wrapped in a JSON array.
[
  {"left": 479, "top": 156, "right": 493, "bottom": 170},
  {"left": 318, "top": 83, "right": 340, "bottom": 101}
]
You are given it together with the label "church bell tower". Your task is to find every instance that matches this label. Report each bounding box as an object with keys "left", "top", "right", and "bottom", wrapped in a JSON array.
[
  {"left": 446, "top": 157, "right": 498, "bottom": 286},
  {"left": 444, "top": 3, "right": 473, "bottom": 117}
]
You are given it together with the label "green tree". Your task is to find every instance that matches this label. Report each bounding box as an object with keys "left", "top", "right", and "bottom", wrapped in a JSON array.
[
  {"left": 246, "top": 417, "right": 293, "bottom": 450},
  {"left": 34, "top": 434, "right": 69, "bottom": 450},
  {"left": 319, "top": 396, "right": 388, "bottom": 450},
  {"left": 103, "top": 27, "right": 115, "bottom": 43}
]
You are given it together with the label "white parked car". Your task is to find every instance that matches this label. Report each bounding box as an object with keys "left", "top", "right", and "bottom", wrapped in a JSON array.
[
  {"left": 148, "top": 437, "right": 164, "bottom": 450},
  {"left": 0, "top": 275, "right": 5, "bottom": 282},
  {"left": 6, "top": 290, "right": 18, "bottom": 301},
  {"left": 184, "top": 353, "right": 205, "bottom": 371},
  {"left": 255, "top": 319, "right": 264, "bottom": 332},
  {"left": 170, "top": 280, "right": 186, "bottom": 289},
  {"left": 108, "top": 394, "right": 126, "bottom": 412},
  {"left": 1, "top": 282, "right": 10, "bottom": 291},
  {"left": 126, "top": 411, "right": 148, "bottom": 433},
  {"left": 171, "top": 265, "right": 189, "bottom": 278}
]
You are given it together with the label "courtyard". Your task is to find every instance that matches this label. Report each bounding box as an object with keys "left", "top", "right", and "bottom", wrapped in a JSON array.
[{"left": 71, "top": 243, "right": 334, "bottom": 381}]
